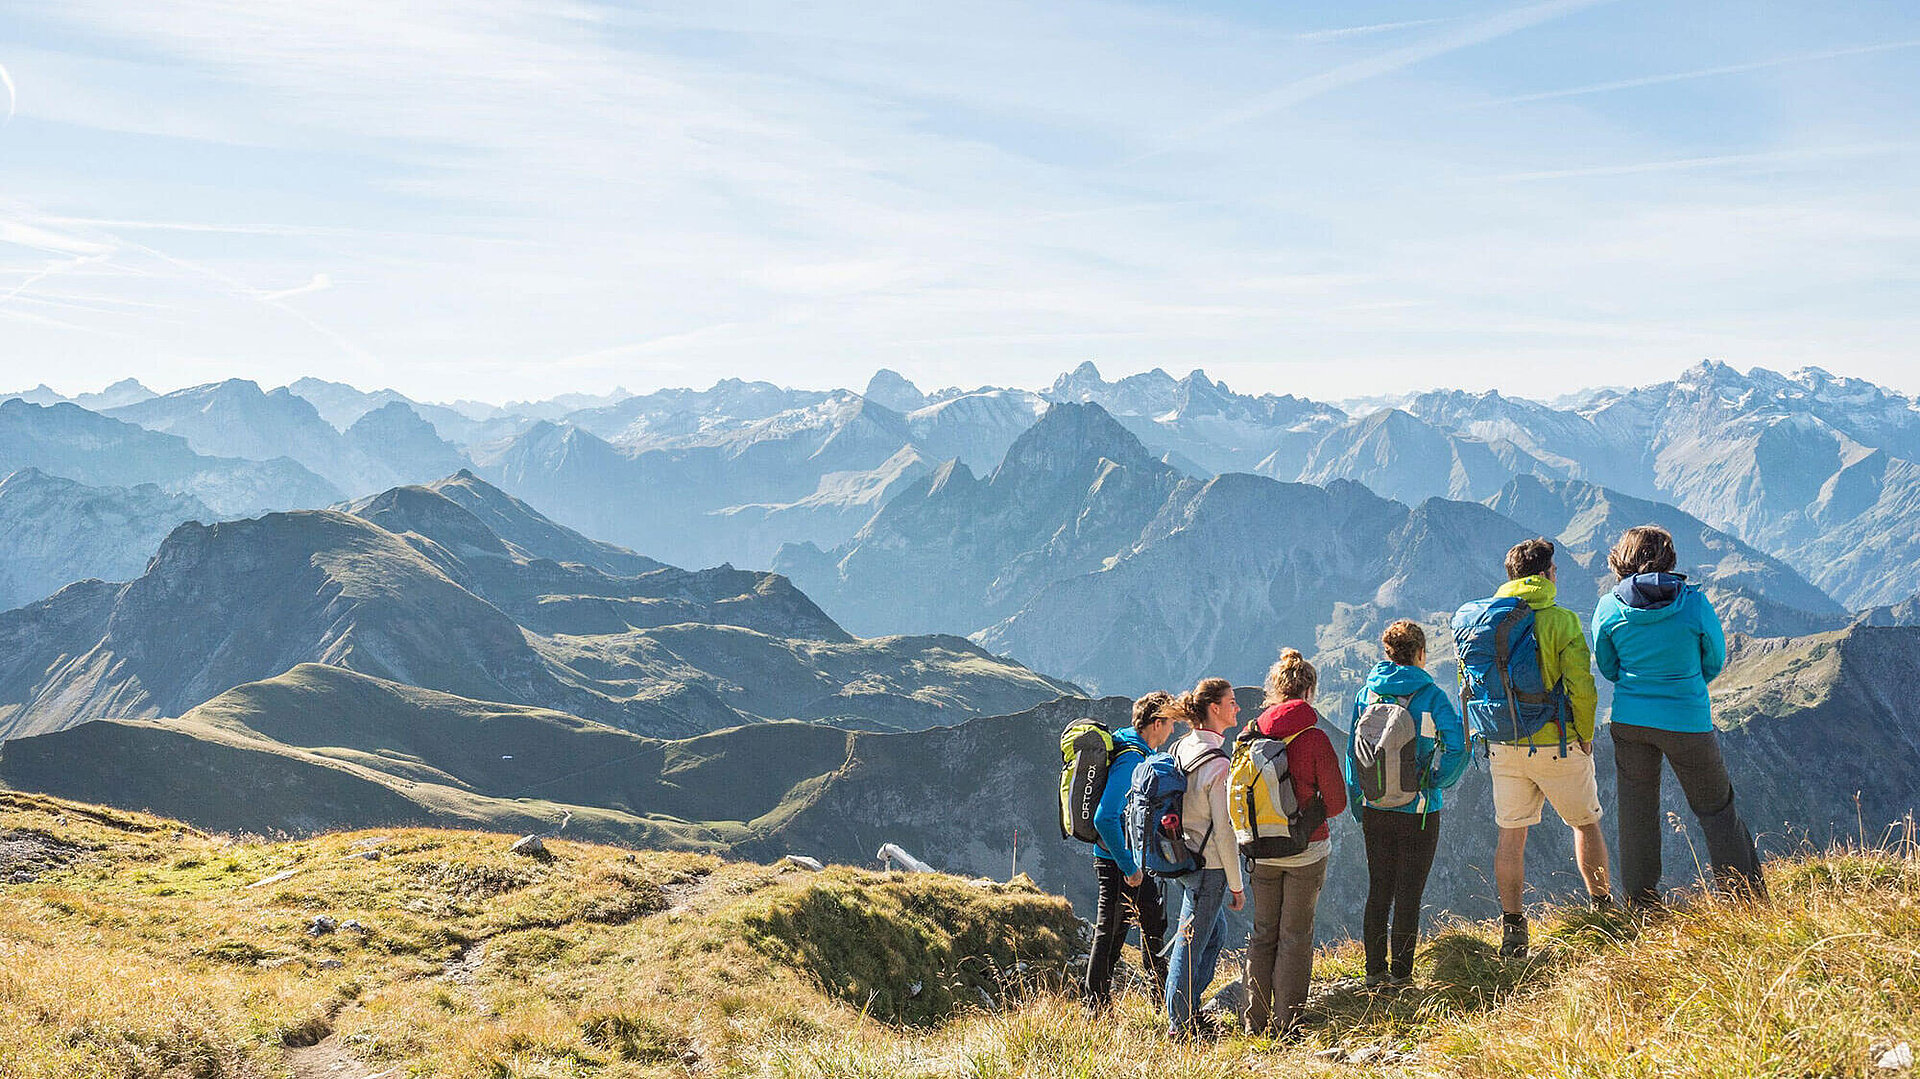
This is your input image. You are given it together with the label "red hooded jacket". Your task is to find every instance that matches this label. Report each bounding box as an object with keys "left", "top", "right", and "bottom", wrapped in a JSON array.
[{"left": 1251, "top": 699, "right": 1346, "bottom": 843}]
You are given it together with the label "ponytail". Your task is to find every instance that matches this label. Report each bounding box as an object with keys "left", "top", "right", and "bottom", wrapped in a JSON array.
[
  {"left": 1159, "top": 677, "right": 1233, "bottom": 726},
  {"left": 1264, "top": 648, "right": 1317, "bottom": 705}
]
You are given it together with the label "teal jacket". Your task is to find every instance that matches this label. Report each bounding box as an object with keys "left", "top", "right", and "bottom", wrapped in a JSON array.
[
  {"left": 1591, "top": 573, "right": 1726, "bottom": 734},
  {"left": 1091, "top": 728, "right": 1149, "bottom": 876},
  {"left": 1346, "top": 662, "right": 1469, "bottom": 818}
]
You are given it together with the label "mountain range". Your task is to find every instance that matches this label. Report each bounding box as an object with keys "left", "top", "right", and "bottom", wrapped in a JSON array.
[
  {"left": 0, "top": 471, "right": 1072, "bottom": 741},
  {"left": 15, "top": 360, "right": 1920, "bottom": 612}
]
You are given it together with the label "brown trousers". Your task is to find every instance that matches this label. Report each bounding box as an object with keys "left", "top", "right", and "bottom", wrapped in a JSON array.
[{"left": 1243, "top": 855, "right": 1328, "bottom": 1035}]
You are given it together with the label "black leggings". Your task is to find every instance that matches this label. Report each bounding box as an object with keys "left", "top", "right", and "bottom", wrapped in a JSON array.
[
  {"left": 1084, "top": 856, "right": 1168, "bottom": 1005},
  {"left": 1361, "top": 807, "right": 1440, "bottom": 978}
]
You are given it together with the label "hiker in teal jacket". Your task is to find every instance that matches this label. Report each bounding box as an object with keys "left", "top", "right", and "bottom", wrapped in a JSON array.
[
  {"left": 1343, "top": 620, "right": 1468, "bottom": 986},
  {"left": 1591, "top": 525, "right": 1765, "bottom": 909}
]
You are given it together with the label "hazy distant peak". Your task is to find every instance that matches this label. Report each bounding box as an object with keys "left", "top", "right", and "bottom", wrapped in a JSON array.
[
  {"left": 989, "top": 401, "right": 1154, "bottom": 487},
  {"left": 863, "top": 369, "right": 926, "bottom": 412},
  {"left": 2, "top": 384, "right": 66, "bottom": 406}
]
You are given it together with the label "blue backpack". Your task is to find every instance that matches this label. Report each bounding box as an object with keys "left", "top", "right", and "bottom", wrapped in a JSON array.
[
  {"left": 1126, "top": 748, "right": 1225, "bottom": 878},
  {"left": 1451, "top": 596, "right": 1569, "bottom": 750}
]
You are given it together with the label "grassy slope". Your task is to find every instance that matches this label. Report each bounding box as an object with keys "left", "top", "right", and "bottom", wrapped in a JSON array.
[{"left": 3, "top": 790, "right": 1915, "bottom": 1079}]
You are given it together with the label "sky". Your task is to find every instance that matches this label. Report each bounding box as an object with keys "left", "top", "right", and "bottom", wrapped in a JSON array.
[{"left": 1, "top": 1, "right": 1917, "bottom": 404}]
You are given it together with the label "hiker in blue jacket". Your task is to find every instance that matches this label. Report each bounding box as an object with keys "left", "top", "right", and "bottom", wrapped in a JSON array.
[
  {"left": 1592, "top": 526, "right": 1766, "bottom": 909},
  {"left": 1345, "top": 620, "right": 1469, "bottom": 987},
  {"left": 1083, "top": 691, "right": 1175, "bottom": 1007}
]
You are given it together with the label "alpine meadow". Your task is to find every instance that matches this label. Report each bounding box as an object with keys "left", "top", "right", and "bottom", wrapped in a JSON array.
[{"left": 4, "top": 3, "right": 1920, "bottom": 1077}]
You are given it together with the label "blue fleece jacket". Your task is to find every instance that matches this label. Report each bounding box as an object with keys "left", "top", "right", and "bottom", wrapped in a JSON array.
[
  {"left": 1092, "top": 727, "right": 1149, "bottom": 876},
  {"left": 1345, "top": 662, "right": 1469, "bottom": 819},
  {"left": 1591, "top": 572, "right": 1726, "bottom": 734}
]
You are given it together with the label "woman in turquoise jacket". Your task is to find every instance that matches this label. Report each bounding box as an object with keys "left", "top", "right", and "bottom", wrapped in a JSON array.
[
  {"left": 1591, "top": 526, "right": 1766, "bottom": 909},
  {"left": 1345, "top": 619, "right": 1469, "bottom": 986}
]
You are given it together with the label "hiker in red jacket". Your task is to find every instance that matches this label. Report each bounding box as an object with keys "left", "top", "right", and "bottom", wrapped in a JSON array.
[{"left": 1241, "top": 648, "right": 1347, "bottom": 1039}]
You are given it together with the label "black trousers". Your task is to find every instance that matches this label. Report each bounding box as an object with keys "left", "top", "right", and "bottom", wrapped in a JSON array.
[
  {"left": 1611, "top": 721, "right": 1766, "bottom": 905},
  {"left": 1361, "top": 807, "right": 1440, "bottom": 978},
  {"left": 1084, "top": 856, "right": 1168, "bottom": 1005}
]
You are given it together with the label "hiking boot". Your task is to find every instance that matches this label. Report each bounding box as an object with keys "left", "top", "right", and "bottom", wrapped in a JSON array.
[
  {"left": 1499, "top": 915, "right": 1529, "bottom": 959},
  {"left": 1363, "top": 972, "right": 1391, "bottom": 989},
  {"left": 1590, "top": 892, "right": 1615, "bottom": 911},
  {"left": 1386, "top": 973, "right": 1414, "bottom": 990}
]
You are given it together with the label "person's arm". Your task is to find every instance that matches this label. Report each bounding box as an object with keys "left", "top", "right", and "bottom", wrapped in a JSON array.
[
  {"left": 1314, "top": 729, "right": 1347, "bottom": 821},
  {"left": 1560, "top": 610, "right": 1599, "bottom": 745},
  {"left": 1207, "top": 764, "right": 1243, "bottom": 894},
  {"left": 1592, "top": 601, "right": 1621, "bottom": 684},
  {"left": 1092, "top": 754, "right": 1139, "bottom": 878},
  {"left": 1344, "top": 696, "right": 1365, "bottom": 821},
  {"left": 1425, "top": 685, "right": 1471, "bottom": 791},
  {"left": 1699, "top": 592, "right": 1727, "bottom": 683}
]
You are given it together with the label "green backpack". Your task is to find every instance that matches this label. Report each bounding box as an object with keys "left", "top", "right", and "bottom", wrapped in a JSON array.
[{"left": 1059, "top": 719, "right": 1117, "bottom": 843}]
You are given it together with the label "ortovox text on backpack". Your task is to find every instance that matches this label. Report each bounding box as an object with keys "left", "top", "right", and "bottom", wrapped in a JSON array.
[
  {"left": 1227, "top": 727, "right": 1325, "bottom": 860},
  {"left": 1125, "top": 748, "right": 1225, "bottom": 878},
  {"left": 1058, "top": 719, "right": 1116, "bottom": 844},
  {"left": 1452, "top": 596, "right": 1569, "bottom": 749},
  {"left": 1352, "top": 693, "right": 1423, "bottom": 810}
]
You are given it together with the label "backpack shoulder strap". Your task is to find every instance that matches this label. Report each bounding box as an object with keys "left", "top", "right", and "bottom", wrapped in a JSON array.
[{"left": 1181, "top": 746, "right": 1228, "bottom": 776}]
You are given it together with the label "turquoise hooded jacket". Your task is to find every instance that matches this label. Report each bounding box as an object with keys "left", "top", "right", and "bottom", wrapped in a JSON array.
[
  {"left": 1591, "top": 572, "right": 1726, "bottom": 734},
  {"left": 1345, "top": 662, "right": 1469, "bottom": 818},
  {"left": 1091, "top": 727, "right": 1149, "bottom": 876}
]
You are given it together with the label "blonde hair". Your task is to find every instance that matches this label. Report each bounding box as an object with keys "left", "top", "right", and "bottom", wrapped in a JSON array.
[
  {"left": 1160, "top": 677, "right": 1234, "bottom": 726},
  {"left": 1264, "top": 648, "right": 1316, "bottom": 705},
  {"left": 1382, "top": 619, "right": 1427, "bottom": 666}
]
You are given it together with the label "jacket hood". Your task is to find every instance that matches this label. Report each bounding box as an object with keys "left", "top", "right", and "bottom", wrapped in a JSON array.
[
  {"left": 1253, "top": 699, "right": 1319, "bottom": 741},
  {"left": 1112, "top": 727, "right": 1150, "bottom": 756},
  {"left": 1363, "top": 660, "right": 1437, "bottom": 698},
  {"left": 1496, "top": 574, "right": 1558, "bottom": 609},
  {"left": 1612, "top": 572, "right": 1689, "bottom": 621}
]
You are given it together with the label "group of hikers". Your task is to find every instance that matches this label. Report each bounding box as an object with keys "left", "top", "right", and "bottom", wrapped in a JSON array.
[{"left": 1058, "top": 525, "right": 1769, "bottom": 1040}]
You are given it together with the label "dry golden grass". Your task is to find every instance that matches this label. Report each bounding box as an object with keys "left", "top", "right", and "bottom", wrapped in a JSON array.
[{"left": 2, "top": 789, "right": 1915, "bottom": 1079}]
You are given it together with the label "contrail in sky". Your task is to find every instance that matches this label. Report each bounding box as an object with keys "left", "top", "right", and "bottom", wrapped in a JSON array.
[{"left": 0, "top": 61, "right": 15, "bottom": 125}]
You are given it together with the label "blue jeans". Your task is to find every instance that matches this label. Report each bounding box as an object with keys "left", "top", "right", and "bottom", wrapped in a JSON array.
[{"left": 1162, "top": 868, "right": 1227, "bottom": 1035}]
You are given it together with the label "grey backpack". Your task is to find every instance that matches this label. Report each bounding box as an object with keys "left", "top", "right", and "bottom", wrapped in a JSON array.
[{"left": 1352, "top": 693, "right": 1422, "bottom": 809}]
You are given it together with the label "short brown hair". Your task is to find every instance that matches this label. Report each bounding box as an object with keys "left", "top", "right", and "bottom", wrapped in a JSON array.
[
  {"left": 1162, "top": 677, "right": 1234, "bottom": 725},
  {"left": 1608, "top": 525, "right": 1677, "bottom": 579},
  {"left": 1264, "top": 648, "right": 1317, "bottom": 705},
  {"left": 1382, "top": 619, "right": 1427, "bottom": 666},
  {"left": 1505, "top": 537, "right": 1556, "bottom": 580},
  {"left": 1132, "top": 691, "right": 1173, "bottom": 729}
]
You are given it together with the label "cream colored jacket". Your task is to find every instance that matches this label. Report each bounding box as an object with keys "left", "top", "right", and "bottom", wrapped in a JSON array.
[{"left": 1170, "top": 729, "right": 1243, "bottom": 893}]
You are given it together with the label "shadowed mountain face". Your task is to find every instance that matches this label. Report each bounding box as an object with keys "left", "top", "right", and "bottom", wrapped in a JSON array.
[
  {"left": 0, "top": 474, "right": 1075, "bottom": 741},
  {"left": 0, "top": 469, "right": 213, "bottom": 611},
  {"left": 0, "top": 398, "right": 341, "bottom": 516},
  {"left": 6, "top": 624, "right": 1912, "bottom": 941}
]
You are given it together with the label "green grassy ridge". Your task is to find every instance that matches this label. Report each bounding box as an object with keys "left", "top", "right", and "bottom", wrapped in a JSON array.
[{"left": 2, "top": 789, "right": 1915, "bottom": 1078}]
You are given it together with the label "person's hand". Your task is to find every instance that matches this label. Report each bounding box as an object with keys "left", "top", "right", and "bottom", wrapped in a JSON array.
[
  {"left": 1125, "top": 871, "right": 1143, "bottom": 888},
  {"left": 1227, "top": 888, "right": 1245, "bottom": 912},
  {"left": 1575, "top": 736, "right": 1594, "bottom": 756}
]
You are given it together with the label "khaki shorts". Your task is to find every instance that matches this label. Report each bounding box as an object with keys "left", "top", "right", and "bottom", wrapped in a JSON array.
[{"left": 1488, "top": 743, "right": 1603, "bottom": 829}]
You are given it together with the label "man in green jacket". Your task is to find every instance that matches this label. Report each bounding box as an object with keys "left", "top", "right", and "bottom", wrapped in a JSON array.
[{"left": 1483, "top": 539, "right": 1612, "bottom": 959}]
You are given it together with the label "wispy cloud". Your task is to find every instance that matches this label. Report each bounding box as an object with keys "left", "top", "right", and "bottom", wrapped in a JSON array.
[
  {"left": 1171, "top": 0, "right": 1616, "bottom": 144},
  {"left": 1481, "top": 38, "right": 1920, "bottom": 106},
  {"left": 1292, "top": 17, "right": 1460, "bottom": 43},
  {"left": 1500, "top": 142, "right": 1910, "bottom": 181},
  {"left": 255, "top": 273, "right": 332, "bottom": 302},
  {"left": 0, "top": 60, "right": 14, "bottom": 124}
]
